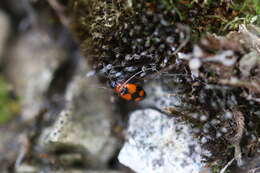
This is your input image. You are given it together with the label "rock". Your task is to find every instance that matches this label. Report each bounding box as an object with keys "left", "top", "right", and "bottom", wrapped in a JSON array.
[
  {"left": 0, "top": 131, "right": 19, "bottom": 170},
  {"left": 237, "top": 25, "right": 260, "bottom": 53},
  {"left": 39, "top": 61, "right": 119, "bottom": 168},
  {"left": 118, "top": 109, "right": 210, "bottom": 173},
  {"left": 15, "top": 163, "right": 123, "bottom": 173},
  {"left": 58, "top": 171, "right": 122, "bottom": 173},
  {"left": 239, "top": 51, "right": 260, "bottom": 78},
  {"left": 0, "top": 10, "right": 10, "bottom": 62},
  {"left": 56, "top": 171, "right": 123, "bottom": 173},
  {"left": 4, "top": 28, "right": 67, "bottom": 120},
  {"left": 0, "top": 125, "right": 28, "bottom": 172},
  {"left": 140, "top": 79, "right": 187, "bottom": 112},
  {"left": 15, "top": 164, "right": 37, "bottom": 173}
]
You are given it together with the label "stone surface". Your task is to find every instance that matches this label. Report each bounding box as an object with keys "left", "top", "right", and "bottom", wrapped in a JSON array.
[
  {"left": 118, "top": 109, "right": 210, "bottom": 173},
  {"left": 0, "top": 10, "right": 10, "bottom": 62},
  {"left": 4, "top": 28, "right": 67, "bottom": 120},
  {"left": 15, "top": 163, "right": 123, "bottom": 173},
  {"left": 39, "top": 62, "right": 119, "bottom": 168},
  {"left": 0, "top": 129, "right": 21, "bottom": 170},
  {"left": 239, "top": 51, "right": 260, "bottom": 78},
  {"left": 237, "top": 24, "right": 260, "bottom": 52},
  {"left": 57, "top": 171, "right": 123, "bottom": 173},
  {"left": 140, "top": 79, "right": 188, "bottom": 113}
]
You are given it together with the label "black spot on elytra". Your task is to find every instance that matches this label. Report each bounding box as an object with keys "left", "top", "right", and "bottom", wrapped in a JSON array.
[
  {"left": 131, "top": 92, "right": 140, "bottom": 99},
  {"left": 136, "top": 85, "right": 143, "bottom": 91}
]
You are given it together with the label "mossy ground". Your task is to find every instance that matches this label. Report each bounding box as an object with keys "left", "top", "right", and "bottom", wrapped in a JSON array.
[
  {"left": 68, "top": 0, "right": 259, "bottom": 172},
  {"left": 69, "top": 0, "right": 259, "bottom": 75}
]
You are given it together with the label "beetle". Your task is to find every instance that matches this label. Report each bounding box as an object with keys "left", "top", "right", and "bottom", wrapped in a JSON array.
[
  {"left": 108, "top": 67, "right": 157, "bottom": 101},
  {"left": 110, "top": 81, "right": 146, "bottom": 101}
]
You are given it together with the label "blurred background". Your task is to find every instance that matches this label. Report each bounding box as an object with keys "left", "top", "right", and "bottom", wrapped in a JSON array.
[{"left": 0, "top": 0, "right": 259, "bottom": 173}]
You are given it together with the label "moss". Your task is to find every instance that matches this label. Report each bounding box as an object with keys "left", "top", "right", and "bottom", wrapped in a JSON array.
[
  {"left": 0, "top": 75, "right": 20, "bottom": 124},
  {"left": 68, "top": 0, "right": 257, "bottom": 74},
  {"left": 231, "top": 0, "right": 260, "bottom": 15},
  {"left": 69, "top": 0, "right": 192, "bottom": 81},
  {"left": 252, "top": 0, "right": 260, "bottom": 14},
  {"left": 68, "top": 0, "right": 259, "bottom": 171}
]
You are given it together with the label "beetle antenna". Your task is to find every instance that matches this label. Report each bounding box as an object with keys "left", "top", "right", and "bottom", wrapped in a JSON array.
[{"left": 121, "top": 67, "right": 155, "bottom": 87}]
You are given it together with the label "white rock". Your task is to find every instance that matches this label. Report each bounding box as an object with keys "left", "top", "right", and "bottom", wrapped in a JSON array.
[{"left": 118, "top": 109, "right": 209, "bottom": 173}]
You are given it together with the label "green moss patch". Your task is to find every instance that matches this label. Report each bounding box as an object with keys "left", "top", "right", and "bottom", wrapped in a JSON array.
[{"left": 0, "top": 75, "right": 20, "bottom": 124}]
